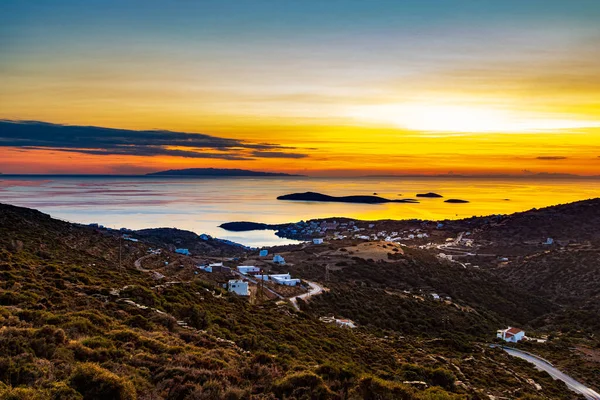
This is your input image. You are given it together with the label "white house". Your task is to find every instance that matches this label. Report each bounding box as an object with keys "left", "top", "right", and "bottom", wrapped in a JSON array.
[
  {"left": 313, "top": 238, "right": 324, "bottom": 245},
  {"left": 259, "top": 249, "right": 268, "bottom": 257},
  {"left": 227, "top": 280, "right": 249, "bottom": 296},
  {"left": 544, "top": 237, "right": 554, "bottom": 245},
  {"left": 197, "top": 264, "right": 212, "bottom": 273},
  {"left": 497, "top": 327, "right": 525, "bottom": 343},
  {"left": 270, "top": 273, "right": 301, "bottom": 286},
  {"left": 430, "top": 293, "right": 441, "bottom": 300},
  {"left": 273, "top": 255, "right": 286, "bottom": 265},
  {"left": 175, "top": 248, "right": 190, "bottom": 256},
  {"left": 199, "top": 234, "right": 210, "bottom": 241},
  {"left": 237, "top": 265, "right": 260, "bottom": 275},
  {"left": 335, "top": 319, "right": 357, "bottom": 328}
]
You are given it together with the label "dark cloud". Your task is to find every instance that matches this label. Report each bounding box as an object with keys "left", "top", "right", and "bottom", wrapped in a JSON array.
[
  {"left": 0, "top": 120, "right": 308, "bottom": 160},
  {"left": 536, "top": 156, "right": 567, "bottom": 160},
  {"left": 251, "top": 150, "right": 307, "bottom": 159}
]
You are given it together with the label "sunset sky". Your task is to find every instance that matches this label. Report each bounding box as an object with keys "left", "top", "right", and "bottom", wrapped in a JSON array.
[{"left": 1, "top": 0, "right": 600, "bottom": 176}]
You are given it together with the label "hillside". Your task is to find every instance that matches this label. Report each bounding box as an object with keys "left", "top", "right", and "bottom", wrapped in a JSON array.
[
  {"left": 133, "top": 227, "right": 248, "bottom": 257},
  {"left": 0, "top": 202, "right": 586, "bottom": 399}
]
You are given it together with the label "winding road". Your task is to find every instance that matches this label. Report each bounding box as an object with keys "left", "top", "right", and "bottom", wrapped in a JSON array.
[
  {"left": 501, "top": 346, "right": 600, "bottom": 400},
  {"left": 290, "top": 280, "right": 324, "bottom": 310}
]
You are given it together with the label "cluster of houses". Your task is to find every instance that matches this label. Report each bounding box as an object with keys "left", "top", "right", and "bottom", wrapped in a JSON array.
[
  {"left": 205, "top": 261, "right": 303, "bottom": 297},
  {"left": 275, "top": 220, "right": 357, "bottom": 240},
  {"left": 236, "top": 265, "right": 300, "bottom": 286}
]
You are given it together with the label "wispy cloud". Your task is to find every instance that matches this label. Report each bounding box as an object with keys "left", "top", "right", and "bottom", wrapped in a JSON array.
[
  {"left": 536, "top": 156, "right": 567, "bottom": 160},
  {"left": 0, "top": 120, "right": 308, "bottom": 160}
]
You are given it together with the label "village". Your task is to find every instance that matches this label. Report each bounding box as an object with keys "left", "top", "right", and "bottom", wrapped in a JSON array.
[{"left": 88, "top": 211, "right": 575, "bottom": 345}]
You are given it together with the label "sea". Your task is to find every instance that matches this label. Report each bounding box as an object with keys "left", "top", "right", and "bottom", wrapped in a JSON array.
[{"left": 1, "top": 176, "right": 598, "bottom": 247}]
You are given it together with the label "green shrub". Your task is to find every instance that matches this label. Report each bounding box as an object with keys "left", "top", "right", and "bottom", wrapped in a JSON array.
[
  {"left": 0, "top": 387, "right": 49, "bottom": 400},
  {"left": 68, "top": 363, "right": 136, "bottom": 400},
  {"left": 350, "top": 375, "right": 415, "bottom": 400},
  {"left": 273, "top": 371, "right": 334, "bottom": 399}
]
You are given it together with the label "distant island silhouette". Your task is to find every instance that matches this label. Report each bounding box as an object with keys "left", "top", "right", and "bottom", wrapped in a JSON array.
[
  {"left": 277, "top": 192, "right": 419, "bottom": 204},
  {"left": 147, "top": 168, "right": 302, "bottom": 177},
  {"left": 444, "top": 199, "right": 470, "bottom": 203},
  {"left": 416, "top": 192, "right": 443, "bottom": 198}
]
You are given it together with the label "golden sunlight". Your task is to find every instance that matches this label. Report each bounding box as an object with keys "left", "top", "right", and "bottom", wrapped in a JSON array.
[{"left": 346, "top": 102, "right": 600, "bottom": 133}]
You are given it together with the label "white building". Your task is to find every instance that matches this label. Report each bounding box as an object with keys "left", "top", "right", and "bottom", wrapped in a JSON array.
[
  {"left": 544, "top": 237, "right": 554, "bottom": 245},
  {"left": 237, "top": 265, "right": 260, "bottom": 275},
  {"left": 175, "top": 248, "right": 190, "bottom": 256},
  {"left": 313, "top": 238, "right": 324, "bottom": 245},
  {"left": 197, "top": 264, "right": 212, "bottom": 272},
  {"left": 430, "top": 293, "right": 441, "bottom": 300},
  {"left": 497, "top": 327, "right": 525, "bottom": 343},
  {"left": 335, "top": 319, "right": 357, "bottom": 328},
  {"left": 199, "top": 234, "right": 210, "bottom": 241},
  {"left": 273, "top": 255, "right": 286, "bottom": 265},
  {"left": 270, "top": 273, "right": 301, "bottom": 286},
  {"left": 259, "top": 249, "right": 269, "bottom": 257},
  {"left": 227, "top": 280, "right": 249, "bottom": 296}
]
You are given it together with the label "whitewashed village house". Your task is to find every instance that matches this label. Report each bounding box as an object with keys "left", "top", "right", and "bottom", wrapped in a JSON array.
[
  {"left": 313, "top": 238, "right": 324, "bottom": 245},
  {"left": 228, "top": 280, "right": 249, "bottom": 296},
  {"left": 497, "top": 327, "right": 525, "bottom": 342},
  {"left": 237, "top": 265, "right": 260, "bottom": 275},
  {"left": 270, "top": 273, "right": 301, "bottom": 286},
  {"left": 273, "top": 255, "right": 286, "bottom": 265},
  {"left": 335, "top": 319, "right": 357, "bottom": 328}
]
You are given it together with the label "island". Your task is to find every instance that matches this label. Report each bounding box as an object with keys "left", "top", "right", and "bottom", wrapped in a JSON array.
[
  {"left": 147, "top": 168, "right": 302, "bottom": 177},
  {"left": 219, "top": 221, "right": 283, "bottom": 232},
  {"left": 277, "top": 192, "right": 419, "bottom": 204},
  {"left": 444, "top": 199, "right": 469, "bottom": 203},
  {"left": 416, "top": 192, "right": 443, "bottom": 198}
]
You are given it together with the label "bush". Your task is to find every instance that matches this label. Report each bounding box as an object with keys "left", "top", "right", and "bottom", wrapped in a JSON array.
[
  {"left": 68, "top": 363, "right": 136, "bottom": 400},
  {"left": 273, "top": 371, "right": 334, "bottom": 399},
  {"left": 0, "top": 387, "right": 49, "bottom": 400},
  {"left": 350, "top": 375, "right": 415, "bottom": 400}
]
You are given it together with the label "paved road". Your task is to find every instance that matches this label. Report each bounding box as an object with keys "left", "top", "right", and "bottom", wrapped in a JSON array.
[
  {"left": 290, "top": 281, "right": 324, "bottom": 310},
  {"left": 501, "top": 346, "right": 600, "bottom": 400}
]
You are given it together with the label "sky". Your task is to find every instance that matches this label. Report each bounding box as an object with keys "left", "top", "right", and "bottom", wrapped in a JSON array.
[{"left": 1, "top": 0, "right": 600, "bottom": 176}]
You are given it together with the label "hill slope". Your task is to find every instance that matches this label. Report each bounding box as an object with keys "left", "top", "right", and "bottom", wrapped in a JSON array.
[{"left": 0, "top": 202, "right": 589, "bottom": 399}]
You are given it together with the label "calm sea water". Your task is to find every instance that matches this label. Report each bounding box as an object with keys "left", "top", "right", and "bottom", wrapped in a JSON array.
[{"left": 1, "top": 176, "right": 598, "bottom": 246}]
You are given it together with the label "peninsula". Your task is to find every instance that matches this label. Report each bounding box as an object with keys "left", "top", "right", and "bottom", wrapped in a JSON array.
[{"left": 277, "top": 191, "right": 419, "bottom": 204}]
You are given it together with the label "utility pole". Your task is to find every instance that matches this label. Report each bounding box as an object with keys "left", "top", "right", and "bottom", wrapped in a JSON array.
[{"left": 119, "top": 236, "right": 122, "bottom": 271}]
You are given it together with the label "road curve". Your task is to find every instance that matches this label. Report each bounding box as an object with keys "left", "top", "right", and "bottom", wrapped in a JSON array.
[
  {"left": 290, "top": 281, "right": 324, "bottom": 310},
  {"left": 501, "top": 346, "right": 600, "bottom": 400}
]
